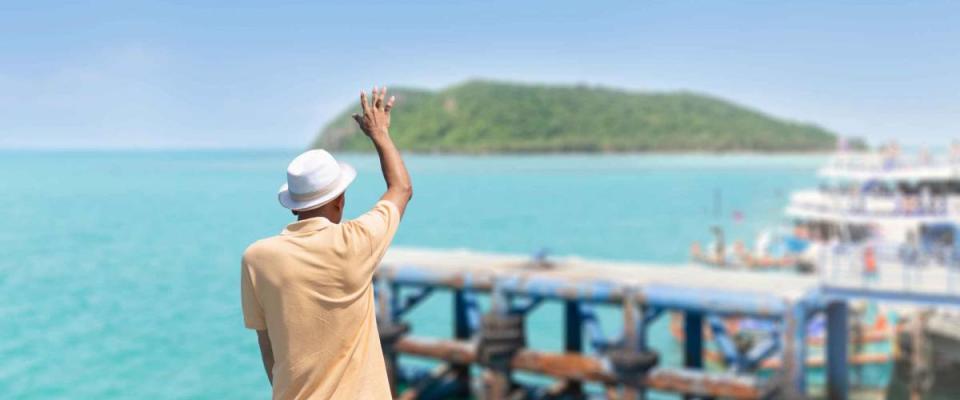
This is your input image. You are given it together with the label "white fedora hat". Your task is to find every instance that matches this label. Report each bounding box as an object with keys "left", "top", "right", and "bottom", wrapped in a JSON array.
[{"left": 278, "top": 149, "right": 356, "bottom": 211}]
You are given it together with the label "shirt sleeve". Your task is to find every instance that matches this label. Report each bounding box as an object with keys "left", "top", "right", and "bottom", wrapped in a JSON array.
[
  {"left": 240, "top": 261, "right": 267, "bottom": 330},
  {"left": 341, "top": 200, "right": 402, "bottom": 285}
]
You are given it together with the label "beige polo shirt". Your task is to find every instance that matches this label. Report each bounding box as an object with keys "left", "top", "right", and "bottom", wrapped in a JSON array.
[{"left": 241, "top": 200, "right": 400, "bottom": 400}]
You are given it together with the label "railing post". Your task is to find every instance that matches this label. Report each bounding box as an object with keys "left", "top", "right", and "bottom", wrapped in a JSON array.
[
  {"left": 564, "top": 299, "right": 585, "bottom": 396},
  {"left": 684, "top": 311, "right": 704, "bottom": 369},
  {"left": 683, "top": 311, "right": 704, "bottom": 400},
  {"left": 623, "top": 293, "right": 641, "bottom": 400},
  {"left": 375, "top": 277, "right": 400, "bottom": 397},
  {"left": 452, "top": 288, "right": 473, "bottom": 396},
  {"left": 782, "top": 299, "right": 809, "bottom": 398},
  {"left": 826, "top": 300, "right": 849, "bottom": 400},
  {"left": 482, "top": 281, "right": 513, "bottom": 400}
]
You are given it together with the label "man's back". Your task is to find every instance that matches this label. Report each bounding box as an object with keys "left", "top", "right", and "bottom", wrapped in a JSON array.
[
  {"left": 241, "top": 87, "right": 410, "bottom": 399},
  {"left": 241, "top": 201, "right": 400, "bottom": 399}
]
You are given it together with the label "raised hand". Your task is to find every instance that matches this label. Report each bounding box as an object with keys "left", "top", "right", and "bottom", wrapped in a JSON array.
[
  {"left": 352, "top": 86, "right": 396, "bottom": 139},
  {"left": 351, "top": 85, "right": 412, "bottom": 215}
]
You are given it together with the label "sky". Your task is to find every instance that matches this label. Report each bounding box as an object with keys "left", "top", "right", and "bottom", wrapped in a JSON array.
[{"left": 1, "top": 1, "right": 958, "bottom": 149}]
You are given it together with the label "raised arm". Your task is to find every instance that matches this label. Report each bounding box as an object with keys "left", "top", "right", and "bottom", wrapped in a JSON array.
[{"left": 352, "top": 87, "right": 413, "bottom": 215}]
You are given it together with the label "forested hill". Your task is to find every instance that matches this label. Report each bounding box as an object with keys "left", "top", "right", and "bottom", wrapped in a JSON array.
[{"left": 314, "top": 80, "right": 850, "bottom": 153}]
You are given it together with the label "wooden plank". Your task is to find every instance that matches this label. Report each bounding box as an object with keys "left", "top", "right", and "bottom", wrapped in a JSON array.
[{"left": 394, "top": 336, "right": 766, "bottom": 399}]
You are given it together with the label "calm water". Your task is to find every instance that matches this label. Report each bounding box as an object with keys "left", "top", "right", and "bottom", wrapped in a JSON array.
[{"left": 0, "top": 151, "right": 824, "bottom": 399}]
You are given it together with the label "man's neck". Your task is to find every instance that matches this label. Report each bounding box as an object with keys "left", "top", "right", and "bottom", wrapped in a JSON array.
[{"left": 297, "top": 207, "right": 338, "bottom": 222}]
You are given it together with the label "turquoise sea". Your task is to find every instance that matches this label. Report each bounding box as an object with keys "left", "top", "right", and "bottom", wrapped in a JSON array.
[{"left": 0, "top": 151, "right": 826, "bottom": 399}]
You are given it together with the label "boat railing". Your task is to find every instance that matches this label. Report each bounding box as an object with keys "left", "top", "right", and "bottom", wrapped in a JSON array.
[
  {"left": 819, "top": 242, "right": 960, "bottom": 298},
  {"left": 787, "top": 190, "right": 954, "bottom": 218},
  {"left": 823, "top": 152, "right": 960, "bottom": 174}
]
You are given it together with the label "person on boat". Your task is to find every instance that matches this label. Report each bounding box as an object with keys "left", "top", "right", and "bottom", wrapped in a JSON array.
[
  {"left": 920, "top": 186, "right": 933, "bottom": 215},
  {"left": 731, "top": 240, "right": 752, "bottom": 267},
  {"left": 785, "top": 224, "right": 810, "bottom": 255},
  {"left": 690, "top": 240, "right": 727, "bottom": 266},
  {"left": 689, "top": 241, "right": 706, "bottom": 262},
  {"left": 796, "top": 237, "right": 821, "bottom": 274},
  {"left": 754, "top": 229, "right": 773, "bottom": 258},
  {"left": 863, "top": 245, "right": 878, "bottom": 280},
  {"left": 899, "top": 230, "right": 921, "bottom": 288},
  {"left": 882, "top": 141, "right": 900, "bottom": 170},
  {"left": 240, "top": 87, "right": 413, "bottom": 399},
  {"left": 711, "top": 225, "right": 726, "bottom": 266}
]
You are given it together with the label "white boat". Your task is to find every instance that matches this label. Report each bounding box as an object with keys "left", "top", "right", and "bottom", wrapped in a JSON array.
[
  {"left": 788, "top": 145, "right": 960, "bottom": 252},
  {"left": 694, "top": 143, "right": 960, "bottom": 274}
]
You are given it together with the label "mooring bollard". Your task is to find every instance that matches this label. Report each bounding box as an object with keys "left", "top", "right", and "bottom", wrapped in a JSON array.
[
  {"left": 478, "top": 281, "right": 526, "bottom": 400},
  {"left": 610, "top": 289, "right": 659, "bottom": 400}
]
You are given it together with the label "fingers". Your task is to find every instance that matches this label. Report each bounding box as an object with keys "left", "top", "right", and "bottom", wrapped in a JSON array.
[
  {"left": 384, "top": 96, "right": 396, "bottom": 112},
  {"left": 359, "top": 90, "right": 370, "bottom": 114},
  {"left": 373, "top": 86, "right": 383, "bottom": 109},
  {"left": 361, "top": 85, "right": 389, "bottom": 111}
]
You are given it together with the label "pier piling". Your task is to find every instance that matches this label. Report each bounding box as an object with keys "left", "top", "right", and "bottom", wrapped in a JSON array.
[{"left": 825, "top": 301, "right": 849, "bottom": 400}]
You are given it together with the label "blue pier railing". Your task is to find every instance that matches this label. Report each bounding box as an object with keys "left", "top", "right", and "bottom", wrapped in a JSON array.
[{"left": 371, "top": 252, "right": 865, "bottom": 400}]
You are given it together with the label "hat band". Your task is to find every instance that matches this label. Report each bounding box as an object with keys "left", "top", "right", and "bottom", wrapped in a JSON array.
[{"left": 288, "top": 180, "right": 340, "bottom": 202}]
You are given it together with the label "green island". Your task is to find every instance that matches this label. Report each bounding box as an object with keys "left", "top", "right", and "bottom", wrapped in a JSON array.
[{"left": 314, "top": 80, "right": 857, "bottom": 153}]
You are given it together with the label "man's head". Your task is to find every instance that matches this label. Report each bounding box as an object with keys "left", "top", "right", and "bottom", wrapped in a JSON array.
[
  {"left": 292, "top": 192, "right": 346, "bottom": 222},
  {"left": 278, "top": 149, "right": 355, "bottom": 222}
]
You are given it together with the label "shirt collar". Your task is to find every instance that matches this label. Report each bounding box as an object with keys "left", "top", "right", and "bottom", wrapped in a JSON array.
[{"left": 281, "top": 217, "right": 333, "bottom": 235}]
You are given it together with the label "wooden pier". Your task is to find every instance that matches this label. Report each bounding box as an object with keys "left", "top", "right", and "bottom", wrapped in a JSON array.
[{"left": 373, "top": 248, "right": 859, "bottom": 399}]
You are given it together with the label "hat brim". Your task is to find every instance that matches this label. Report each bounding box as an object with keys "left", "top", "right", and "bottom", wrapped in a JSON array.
[{"left": 277, "top": 162, "right": 356, "bottom": 211}]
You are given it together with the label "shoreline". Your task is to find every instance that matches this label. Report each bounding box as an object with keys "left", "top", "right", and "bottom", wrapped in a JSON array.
[{"left": 0, "top": 147, "right": 841, "bottom": 157}]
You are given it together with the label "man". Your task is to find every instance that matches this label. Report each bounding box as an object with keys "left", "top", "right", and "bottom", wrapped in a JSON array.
[{"left": 241, "top": 87, "right": 412, "bottom": 399}]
